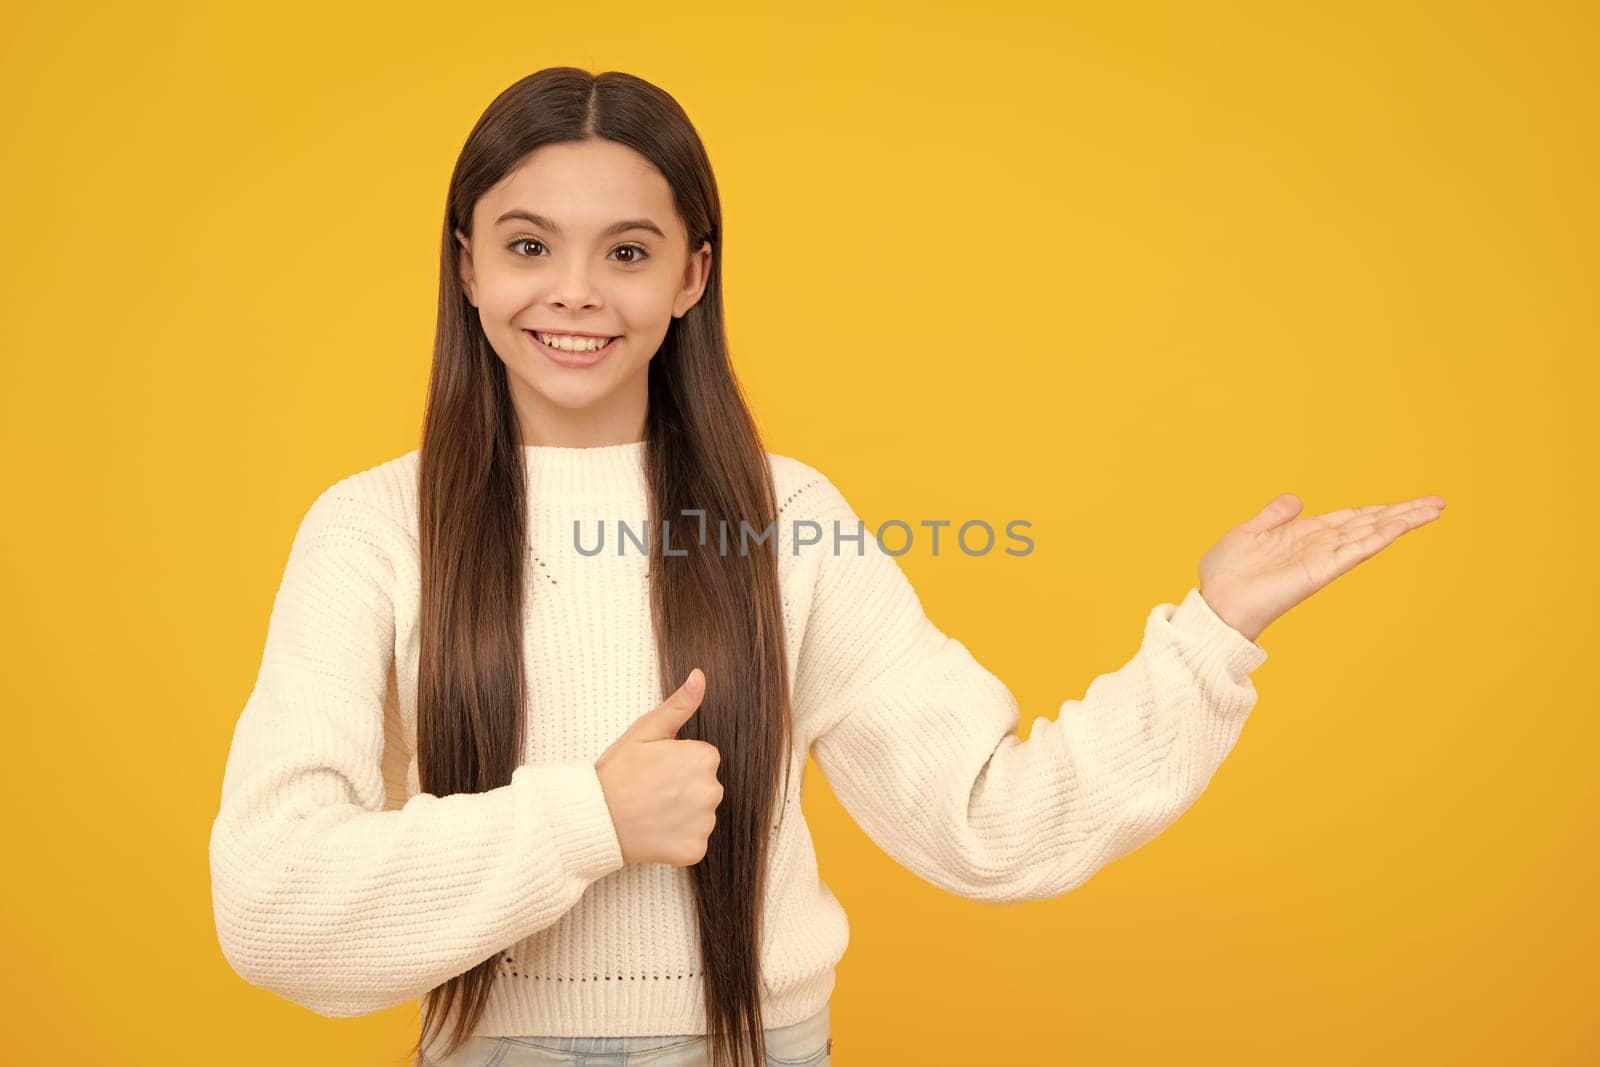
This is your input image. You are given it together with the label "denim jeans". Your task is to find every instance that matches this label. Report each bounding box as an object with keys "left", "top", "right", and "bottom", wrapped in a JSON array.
[{"left": 420, "top": 1001, "right": 831, "bottom": 1066}]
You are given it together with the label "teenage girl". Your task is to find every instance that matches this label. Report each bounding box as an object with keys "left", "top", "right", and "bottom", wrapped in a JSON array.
[{"left": 208, "top": 67, "right": 1446, "bottom": 1067}]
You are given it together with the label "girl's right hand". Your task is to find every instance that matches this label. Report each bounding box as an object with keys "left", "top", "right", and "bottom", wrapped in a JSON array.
[{"left": 594, "top": 668, "right": 724, "bottom": 867}]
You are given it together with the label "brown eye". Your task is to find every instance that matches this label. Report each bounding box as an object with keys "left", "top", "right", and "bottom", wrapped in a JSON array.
[{"left": 504, "top": 238, "right": 649, "bottom": 263}]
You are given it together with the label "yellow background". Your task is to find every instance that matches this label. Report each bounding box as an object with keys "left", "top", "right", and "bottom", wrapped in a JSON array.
[{"left": 2, "top": 1, "right": 1593, "bottom": 1063}]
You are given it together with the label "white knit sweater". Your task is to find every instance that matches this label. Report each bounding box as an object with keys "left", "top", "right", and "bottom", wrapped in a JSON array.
[{"left": 208, "top": 441, "right": 1268, "bottom": 1038}]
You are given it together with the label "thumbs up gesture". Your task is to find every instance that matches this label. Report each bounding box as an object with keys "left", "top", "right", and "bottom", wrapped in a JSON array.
[{"left": 595, "top": 668, "right": 725, "bottom": 867}]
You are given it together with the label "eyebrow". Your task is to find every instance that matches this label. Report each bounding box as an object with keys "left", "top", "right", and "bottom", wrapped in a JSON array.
[{"left": 493, "top": 210, "right": 666, "bottom": 239}]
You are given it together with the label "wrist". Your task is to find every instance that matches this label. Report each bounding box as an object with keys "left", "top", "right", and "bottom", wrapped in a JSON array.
[{"left": 1199, "top": 586, "right": 1265, "bottom": 644}]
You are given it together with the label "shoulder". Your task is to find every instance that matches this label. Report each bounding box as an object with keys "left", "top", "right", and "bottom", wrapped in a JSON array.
[
  {"left": 764, "top": 450, "right": 848, "bottom": 519},
  {"left": 299, "top": 448, "right": 420, "bottom": 549}
]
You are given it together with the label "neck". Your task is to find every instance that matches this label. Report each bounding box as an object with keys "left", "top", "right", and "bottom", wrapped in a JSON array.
[{"left": 512, "top": 387, "right": 649, "bottom": 448}]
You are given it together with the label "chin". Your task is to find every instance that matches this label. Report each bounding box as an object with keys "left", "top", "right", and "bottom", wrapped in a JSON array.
[{"left": 526, "top": 383, "right": 614, "bottom": 411}]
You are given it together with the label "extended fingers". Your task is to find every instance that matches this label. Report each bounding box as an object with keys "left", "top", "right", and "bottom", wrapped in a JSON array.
[
  {"left": 1313, "top": 495, "right": 1448, "bottom": 532},
  {"left": 1333, "top": 500, "right": 1445, "bottom": 557},
  {"left": 1357, "top": 498, "right": 1446, "bottom": 535}
]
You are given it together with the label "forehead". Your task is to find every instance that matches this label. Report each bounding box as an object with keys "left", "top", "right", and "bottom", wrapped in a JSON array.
[{"left": 475, "top": 139, "right": 684, "bottom": 240}]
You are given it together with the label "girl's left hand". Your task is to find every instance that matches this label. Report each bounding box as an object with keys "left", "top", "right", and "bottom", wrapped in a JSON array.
[{"left": 1196, "top": 493, "right": 1448, "bottom": 643}]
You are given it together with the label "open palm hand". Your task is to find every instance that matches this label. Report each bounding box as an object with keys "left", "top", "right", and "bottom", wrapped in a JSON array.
[{"left": 1197, "top": 493, "right": 1448, "bottom": 643}]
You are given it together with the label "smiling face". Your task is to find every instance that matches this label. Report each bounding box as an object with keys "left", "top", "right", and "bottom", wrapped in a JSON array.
[{"left": 455, "top": 138, "right": 712, "bottom": 447}]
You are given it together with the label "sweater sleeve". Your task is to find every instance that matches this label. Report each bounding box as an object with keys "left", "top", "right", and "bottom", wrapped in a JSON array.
[
  {"left": 795, "top": 475, "right": 1268, "bottom": 905},
  {"left": 208, "top": 488, "right": 625, "bottom": 1017}
]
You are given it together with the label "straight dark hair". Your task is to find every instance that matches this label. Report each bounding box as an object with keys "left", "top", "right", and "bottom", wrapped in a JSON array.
[{"left": 408, "top": 68, "right": 794, "bottom": 1067}]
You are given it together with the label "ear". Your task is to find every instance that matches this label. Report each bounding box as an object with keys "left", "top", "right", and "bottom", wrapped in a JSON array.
[
  {"left": 672, "top": 239, "right": 713, "bottom": 319},
  {"left": 454, "top": 228, "right": 477, "bottom": 308}
]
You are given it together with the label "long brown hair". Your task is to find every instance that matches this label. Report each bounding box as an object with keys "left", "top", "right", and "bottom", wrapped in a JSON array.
[{"left": 407, "top": 68, "right": 793, "bottom": 1067}]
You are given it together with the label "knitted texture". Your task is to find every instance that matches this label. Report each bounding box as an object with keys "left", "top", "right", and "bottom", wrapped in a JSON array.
[{"left": 209, "top": 441, "right": 1268, "bottom": 1037}]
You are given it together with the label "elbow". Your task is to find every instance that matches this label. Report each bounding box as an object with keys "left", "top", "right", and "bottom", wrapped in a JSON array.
[
  {"left": 210, "top": 850, "right": 406, "bottom": 1019},
  {"left": 213, "top": 924, "right": 402, "bottom": 1018},
  {"left": 918, "top": 826, "right": 1107, "bottom": 906},
  {"left": 906, "top": 846, "right": 1057, "bottom": 906},
  {"left": 294, "top": 992, "right": 399, "bottom": 1019},
  {"left": 941, "top": 861, "right": 1097, "bottom": 907},
  {"left": 952, "top": 793, "right": 1199, "bottom": 905}
]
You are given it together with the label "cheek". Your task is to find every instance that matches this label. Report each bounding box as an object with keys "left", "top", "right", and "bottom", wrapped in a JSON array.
[
  {"left": 476, "top": 274, "right": 670, "bottom": 335},
  {"left": 477, "top": 280, "right": 523, "bottom": 318},
  {"left": 617, "top": 285, "right": 680, "bottom": 333}
]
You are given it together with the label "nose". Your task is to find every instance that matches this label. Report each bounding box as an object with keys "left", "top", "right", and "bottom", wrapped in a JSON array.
[{"left": 548, "top": 261, "right": 603, "bottom": 310}]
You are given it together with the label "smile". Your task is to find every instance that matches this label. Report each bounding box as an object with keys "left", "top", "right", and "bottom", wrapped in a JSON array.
[{"left": 525, "top": 330, "right": 619, "bottom": 367}]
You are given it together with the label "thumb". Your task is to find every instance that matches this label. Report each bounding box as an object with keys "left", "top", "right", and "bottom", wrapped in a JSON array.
[
  {"left": 633, "top": 667, "right": 705, "bottom": 741},
  {"left": 1239, "top": 492, "right": 1303, "bottom": 534}
]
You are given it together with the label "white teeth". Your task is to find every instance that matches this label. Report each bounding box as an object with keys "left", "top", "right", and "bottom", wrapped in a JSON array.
[{"left": 534, "top": 331, "right": 614, "bottom": 352}]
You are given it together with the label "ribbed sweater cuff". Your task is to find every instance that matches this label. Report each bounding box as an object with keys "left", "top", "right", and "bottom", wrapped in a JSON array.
[
  {"left": 516, "top": 763, "right": 626, "bottom": 883},
  {"left": 1170, "top": 586, "right": 1270, "bottom": 681}
]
